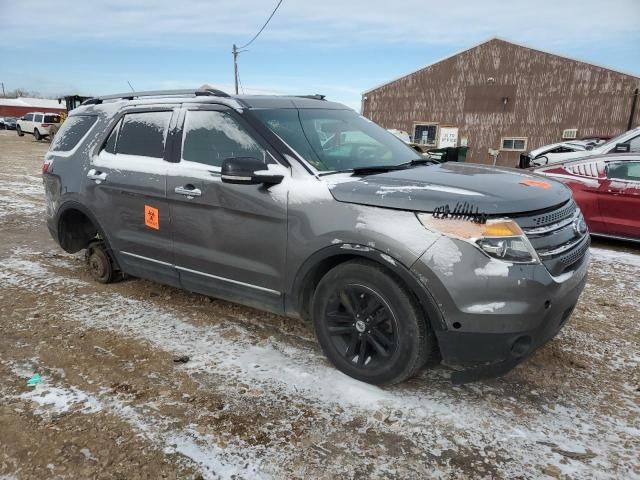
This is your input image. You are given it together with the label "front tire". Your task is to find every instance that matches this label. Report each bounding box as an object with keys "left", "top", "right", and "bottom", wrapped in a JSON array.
[
  {"left": 17, "top": 125, "right": 24, "bottom": 136},
  {"left": 33, "top": 128, "right": 41, "bottom": 141},
  {"left": 312, "top": 259, "right": 436, "bottom": 385}
]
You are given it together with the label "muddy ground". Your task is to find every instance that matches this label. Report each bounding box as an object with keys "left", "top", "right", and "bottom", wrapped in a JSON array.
[{"left": 0, "top": 130, "right": 638, "bottom": 479}]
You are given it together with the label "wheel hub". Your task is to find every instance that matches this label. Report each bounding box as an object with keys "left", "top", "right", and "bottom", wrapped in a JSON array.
[{"left": 325, "top": 285, "right": 397, "bottom": 369}]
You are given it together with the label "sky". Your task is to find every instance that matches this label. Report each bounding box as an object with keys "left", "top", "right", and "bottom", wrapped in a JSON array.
[{"left": 1, "top": 0, "right": 639, "bottom": 111}]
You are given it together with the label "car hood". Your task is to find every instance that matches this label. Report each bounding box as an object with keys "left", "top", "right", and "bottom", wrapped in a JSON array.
[{"left": 326, "top": 162, "right": 572, "bottom": 215}]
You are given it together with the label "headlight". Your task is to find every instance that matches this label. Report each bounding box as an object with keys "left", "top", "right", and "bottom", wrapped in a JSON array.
[{"left": 417, "top": 213, "right": 539, "bottom": 264}]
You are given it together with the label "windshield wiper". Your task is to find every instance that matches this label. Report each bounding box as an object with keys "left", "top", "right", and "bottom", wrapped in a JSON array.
[
  {"left": 399, "top": 158, "right": 438, "bottom": 167},
  {"left": 351, "top": 165, "right": 407, "bottom": 175}
]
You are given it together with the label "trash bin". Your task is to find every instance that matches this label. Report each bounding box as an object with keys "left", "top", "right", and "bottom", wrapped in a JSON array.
[{"left": 426, "top": 146, "right": 468, "bottom": 163}]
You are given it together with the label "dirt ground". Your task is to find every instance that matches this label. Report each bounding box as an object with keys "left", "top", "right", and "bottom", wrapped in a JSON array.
[{"left": 0, "top": 130, "right": 638, "bottom": 479}]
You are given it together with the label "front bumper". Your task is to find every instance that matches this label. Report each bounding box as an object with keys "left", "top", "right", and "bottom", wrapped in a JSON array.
[{"left": 411, "top": 237, "right": 590, "bottom": 383}]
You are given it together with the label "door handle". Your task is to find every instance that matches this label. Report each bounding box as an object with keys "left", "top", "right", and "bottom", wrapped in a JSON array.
[
  {"left": 174, "top": 185, "right": 202, "bottom": 197},
  {"left": 87, "top": 169, "right": 108, "bottom": 183}
]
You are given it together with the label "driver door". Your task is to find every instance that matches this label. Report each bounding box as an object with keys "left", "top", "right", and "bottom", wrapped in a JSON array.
[{"left": 166, "top": 106, "right": 289, "bottom": 313}]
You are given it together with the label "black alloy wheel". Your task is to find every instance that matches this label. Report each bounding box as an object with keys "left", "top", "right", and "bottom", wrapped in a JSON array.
[
  {"left": 325, "top": 284, "right": 397, "bottom": 369},
  {"left": 312, "top": 259, "right": 436, "bottom": 385}
]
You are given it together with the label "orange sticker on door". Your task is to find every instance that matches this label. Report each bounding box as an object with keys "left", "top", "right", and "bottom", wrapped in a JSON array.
[
  {"left": 145, "top": 205, "right": 159, "bottom": 230},
  {"left": 519, "top": 179, "right": 551, "bottom": 189}
]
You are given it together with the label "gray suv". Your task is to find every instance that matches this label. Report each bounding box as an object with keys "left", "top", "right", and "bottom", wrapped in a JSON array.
[{"left": 43, "top": 89, "right": 590, "bottom": 385}]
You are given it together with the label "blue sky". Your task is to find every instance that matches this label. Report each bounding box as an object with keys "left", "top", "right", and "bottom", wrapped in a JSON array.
[{"left": 1, "top": 0, "right": 639, "bottom": 110}]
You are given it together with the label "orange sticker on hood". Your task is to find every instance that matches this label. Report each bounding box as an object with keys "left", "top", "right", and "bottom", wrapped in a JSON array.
[
  {"left": 145, "top": 205, "right": 159, "bottom": 230},
  {"left": 519, "top": 178, "right": 551, "bottom": 189}
]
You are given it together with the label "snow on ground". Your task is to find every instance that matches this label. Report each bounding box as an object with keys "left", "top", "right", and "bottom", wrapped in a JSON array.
[
  {"left": 1, "top": 247, "right": 639, "bottom": 479},
  {"left": 0, "top": 132, "right": 639, "bottom": 479}
]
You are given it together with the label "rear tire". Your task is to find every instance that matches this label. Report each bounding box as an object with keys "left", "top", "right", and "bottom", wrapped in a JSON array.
[
  {"left": 86, "top": 242, "right": 117, "bottom": 284},
  {"left": 33, "top": 128, "right": 41, "bottom": 141},
  {"left": 311, "top": 259, "right": 436, "bottom": 385},
  {"left": 17, "top": 125, "right": 23, "bottom": 136}
]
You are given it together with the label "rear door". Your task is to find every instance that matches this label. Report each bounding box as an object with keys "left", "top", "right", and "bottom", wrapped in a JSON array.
[
  {"left": 597, "top": 159, "right": 640, "bottom": 238},
  {"left": 166, "top": 106, "right": 288, "bottom": 312},
  {"left": 33, "top": 114, "right": 43, "bottom": 134},
  {"left": 85, "top": 108, "right": 180, "bottom": 286}
]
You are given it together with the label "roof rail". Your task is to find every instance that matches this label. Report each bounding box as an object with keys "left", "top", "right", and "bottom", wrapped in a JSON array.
[
  {"left": 295, "top": 94, "right": 326, "bottom": 101},
  {"left": 82, "top": 88, "right": 230, "bottom": 105}
]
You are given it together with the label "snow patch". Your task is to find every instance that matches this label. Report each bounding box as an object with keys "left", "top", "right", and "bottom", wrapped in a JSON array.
[
  {"left": 423, "top": 238, "right": 462, "bottom": 277},
  {"left": 375, "top": 184, "right": 484, "bottom": 197},
  {"left": 465, "top": 302, "right": 506, "bottom": 313},
  {"left": 474, "top": 260, "right": 512, "bottom": 277}
]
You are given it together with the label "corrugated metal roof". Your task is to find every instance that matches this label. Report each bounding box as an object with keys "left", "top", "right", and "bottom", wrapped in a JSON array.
[{"left": 0, "top": 97, "right": 63, "bottom": 109}]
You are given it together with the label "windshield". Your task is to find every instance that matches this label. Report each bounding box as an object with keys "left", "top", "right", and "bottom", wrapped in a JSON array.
[
  {"left": 251, "top": 108, "right": 420, "bottom": 172},
  {"left": 596, "top": 128, "right": 639, "bottom": 152}
]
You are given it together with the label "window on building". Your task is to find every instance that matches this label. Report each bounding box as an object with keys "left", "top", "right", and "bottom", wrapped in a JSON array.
[
  {"left": 116, "top": 111, "right": 172, "bottom": 158},
  {"left": 501, "top": 137, "right": 528, "bottom": 151},
  {"left": 413, "top": 124, "right": 438, "bottom": 146},
  {"left": 181, "top": 110, "right": 265, "bottom": 168}
]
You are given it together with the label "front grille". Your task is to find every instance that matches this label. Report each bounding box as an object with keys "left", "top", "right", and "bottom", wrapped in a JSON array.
[
  {"left": 516, "top": 200, "right": 590, "bottom": 276},
  {"left": 530, "top": 202, "right": 576, "bottom": 226}
]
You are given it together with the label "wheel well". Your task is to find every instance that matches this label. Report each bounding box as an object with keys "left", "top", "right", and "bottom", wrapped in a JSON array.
[
  {"left": 297, "top": 254, "right": 430, "bottom": 327},
  {"left": 58, "top": 208, "right": 100, "bottom": 253}
]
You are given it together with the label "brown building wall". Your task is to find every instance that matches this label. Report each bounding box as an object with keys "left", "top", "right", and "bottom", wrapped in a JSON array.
[{"left": 362, "top": 39, "right": 640, "bottom": 166}]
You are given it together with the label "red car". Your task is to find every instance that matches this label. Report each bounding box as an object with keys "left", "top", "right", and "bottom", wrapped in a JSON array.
[{"left": 533, "top": 153, "right": 640, "bottom": 242}]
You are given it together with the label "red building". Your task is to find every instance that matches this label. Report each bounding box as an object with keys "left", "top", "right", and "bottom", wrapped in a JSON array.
[{"left": 0, "top": 97, "right": 66, "bottom": 118}]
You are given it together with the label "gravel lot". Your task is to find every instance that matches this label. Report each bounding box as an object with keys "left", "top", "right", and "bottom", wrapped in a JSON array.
[{"left": 0, "top": 130, "right": 638, "bottom": 479}]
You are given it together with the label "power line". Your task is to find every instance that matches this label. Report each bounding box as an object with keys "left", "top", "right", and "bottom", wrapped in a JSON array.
[
  {"left": 238, "top": 0, "right": 284, "bottom": 50},
  {"left": 233, "top": 0, "right": 284, "bottom": 94}
]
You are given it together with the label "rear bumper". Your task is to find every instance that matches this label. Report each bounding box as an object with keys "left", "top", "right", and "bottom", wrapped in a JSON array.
[{"left": 411, "top": 239, "right": 590, "bottom": 383}]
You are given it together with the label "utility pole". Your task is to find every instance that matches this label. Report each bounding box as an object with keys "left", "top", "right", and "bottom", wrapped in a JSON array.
[
  {"left": 1, "top": 82, "right": 5, "bottom": 97},
  {"left": 628, "top": 88, "right": 639, "bottom": 130},
  {"left": 232, "top": 44, "right": 239, "bottom": 95}
]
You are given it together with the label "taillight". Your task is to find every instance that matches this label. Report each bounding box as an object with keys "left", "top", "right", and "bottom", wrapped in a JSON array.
[
  {"left": 42, "top": 123, "right": 51, "bottom": 127},
  {"left": 43, "top": 159, "right": 53, "bottom": 174}
]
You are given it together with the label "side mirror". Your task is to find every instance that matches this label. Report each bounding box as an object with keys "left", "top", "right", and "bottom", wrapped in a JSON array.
[
  {"left": 220, "top": 157, "right": 284, "bottom": 186},
  {"left": 614, "top": 143, "right": 630, "bottom": 153}
]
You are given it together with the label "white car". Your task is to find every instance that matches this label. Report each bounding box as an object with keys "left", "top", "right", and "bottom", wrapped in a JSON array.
[
  {"left": 526, "top": 127, "right": 640, "bottom": 167},
  {"left": 17, "top": 112, "right": 62, "bottom": 140}
]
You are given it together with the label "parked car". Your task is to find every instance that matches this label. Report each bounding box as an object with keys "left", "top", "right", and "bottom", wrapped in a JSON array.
[
  {"left": 3, "top": 117, "right": 17, "bottom": 130},
  {"left": 533, "top": 153, "right": 640, "bottom": 241},
  {"left": 520, "top": 127, "right": 640, "bottom": 168},
  {"left": 43, "top": 89, "right": 590, "bottom": 385},
  {"left": 17, "top": 112, "right": 62, "bottom": 140},
  {"left": 518, "top": 141, "right": 589, "bottom": 168}
]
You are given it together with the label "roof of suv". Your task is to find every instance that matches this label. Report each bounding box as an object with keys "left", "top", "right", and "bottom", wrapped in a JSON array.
[{"left": 79, "top": 89, "right": 349, "bottom": 113}]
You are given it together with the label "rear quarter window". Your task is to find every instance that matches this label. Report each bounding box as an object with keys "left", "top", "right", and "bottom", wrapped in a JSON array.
[
  {"left": 49, "top": 115, "right": 98, "bottom": 152},
  {"left": 116, "top": 111, "right": 172, "bottom": 158}
]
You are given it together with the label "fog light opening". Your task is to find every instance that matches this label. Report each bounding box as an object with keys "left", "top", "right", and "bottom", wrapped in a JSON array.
[
  {"left": 452, "top": 322, "right": 462, "bottom": 329},
  {"left": 511, "top": 335, "right": 532, "bottom": 357}
]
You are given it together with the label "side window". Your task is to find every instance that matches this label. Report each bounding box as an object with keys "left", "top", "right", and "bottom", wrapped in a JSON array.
[
  {"left": 116, "top": 111, "right": 172, "bottom": 158},
  {"left": 49, "top": 115, "right": 97, "bottom": 152},
  {"left": 34, "top": 114, "right": 43, "bottom": 123},
  {"left": 629, "top": 135, "right": 640, "bottom": 153},
  {"left": 25, "top": 114, "right": 34, "bottom": 121},
  {"left": 181, "top": 110, "right": 265, "bottom": 168},
  {"left": 607, "top": 162, "right": 640, "bottom": 181}
]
